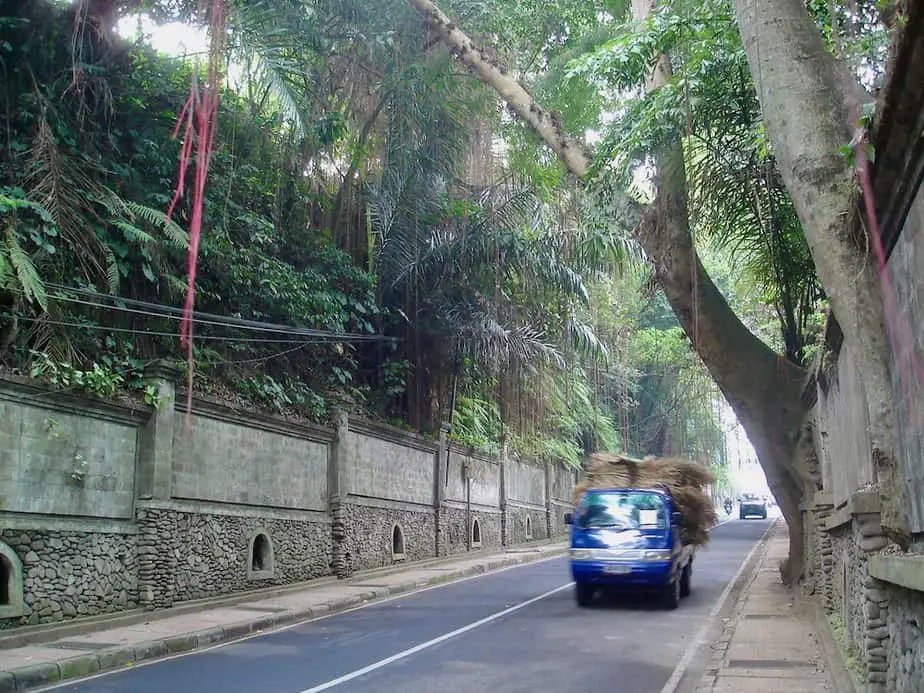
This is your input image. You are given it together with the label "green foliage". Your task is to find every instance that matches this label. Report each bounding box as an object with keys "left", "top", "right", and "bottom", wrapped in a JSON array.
[
  {"left": 567, "top": 0, "right": 825, "bottom": 366},
  {"left": 828, "top": 614, "right": 865, "bottom": 689},
  {"left": 0, "top": 0, "right": 779, "bottom": 475},
  {"left": 241, "top": 373, "right": 329, "bottom": 419},
  {"left": 0, "top": 188, "right": 52, "bottom": 310},
  {"left": 450, "top": 396, "right": 502, "bottom": 452},
  {"left": 806, "top": 0, "right": 891, "bottom": 90},
  {"left": 0, "top": 0, "right": 381, "bottom": 418},
  {"left": 27, "top": 349, "right": 159, "bottom": 401}
]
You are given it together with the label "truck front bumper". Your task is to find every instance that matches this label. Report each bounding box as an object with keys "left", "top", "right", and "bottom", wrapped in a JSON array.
[{"left": 571, "top": 560, "right": 673, "bottom": 589}]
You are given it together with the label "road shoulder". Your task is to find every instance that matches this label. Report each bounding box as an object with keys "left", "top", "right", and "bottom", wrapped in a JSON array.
[
  {"left": 690, "top": 522, "right": 844, "bottom": 693},
  {"left": 0, "top": 543, "right": 565, "bottom": 693},
  {"left": 660, "top": 519, "right": 776, "bottom": 693}
]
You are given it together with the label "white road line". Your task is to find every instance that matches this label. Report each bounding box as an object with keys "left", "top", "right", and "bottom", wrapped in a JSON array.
[
  {"left": 36, "top": 553, "right": 568, "bottom": 692},
  {"left": 297, "top": 582, "right": 574, "bottom": 693},
  {"left": 658, "top": 519, "right": 777, "bottom": 693}
]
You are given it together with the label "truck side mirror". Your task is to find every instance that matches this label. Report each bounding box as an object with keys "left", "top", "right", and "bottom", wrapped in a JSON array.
[
  {"left": 564, "top": 512, "right": 573, "bottom": 525},
  {"left": 671, "top": 511, "right": 683, "bottom": 526}
]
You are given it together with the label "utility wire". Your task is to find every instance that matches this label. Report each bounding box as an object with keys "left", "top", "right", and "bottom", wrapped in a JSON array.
[
  {"left": 41, "top": 291, "right": 382, "bottom": 342},
  {"left": 41, "top": 282, "right": 399, "bottom": 342},
  {"left": 8, "top": 314, "right": 347, "bottom": 344}
]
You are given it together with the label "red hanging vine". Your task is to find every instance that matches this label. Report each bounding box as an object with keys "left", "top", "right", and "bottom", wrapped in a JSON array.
[
  {"left": 166, "top": 0, "right": 227, "bottom": 418},
  {"left": 853, "top": 124, "right": 924, "bottom": 428}
]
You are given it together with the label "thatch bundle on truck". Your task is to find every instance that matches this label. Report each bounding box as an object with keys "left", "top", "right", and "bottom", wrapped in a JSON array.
[{"left": 572, "top": 452, "right": 718, "bottom": 546}]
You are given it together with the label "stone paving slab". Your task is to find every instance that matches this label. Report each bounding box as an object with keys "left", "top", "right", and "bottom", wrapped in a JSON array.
[
  {"left": 712, "top": 678, "right": 831, "bottom": 692},
  {"left": 0, "top": 544, "right": 565, "bottom": 692},
  {"left": 695, "top": 523, "right": 843, "bottom": 693}
]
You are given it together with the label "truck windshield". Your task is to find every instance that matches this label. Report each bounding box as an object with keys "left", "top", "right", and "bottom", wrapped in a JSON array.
[{"left": 577, "top": 491, "right": 668, "bottom": 530}]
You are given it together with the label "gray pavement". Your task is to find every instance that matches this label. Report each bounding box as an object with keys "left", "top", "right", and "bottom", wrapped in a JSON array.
[
  {"left": 24, "top": 519, "right": 772, "bottom": 693},
  {"left": 695, "top": 521, "right": 843, "bottom": 693}
]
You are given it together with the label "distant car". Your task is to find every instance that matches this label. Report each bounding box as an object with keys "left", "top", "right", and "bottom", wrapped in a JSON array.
[{"left": 739, "top": 496, "right": 767, "bottom": 520}]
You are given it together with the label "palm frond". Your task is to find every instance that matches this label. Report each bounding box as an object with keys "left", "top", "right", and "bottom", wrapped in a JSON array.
[
  {"left": 25, "top": 111, "right": 107, "bottom": 278},
  {"left": 6, "top": 233, "right": 47, "bottom": 311},
  {"left": 566, "top": 317, "right": 609, "bottom": 362},
  {"left": 121, "top": 201, "right": 190, "bottom": 249},
  {"left": 445, "top": 306, "right": 567, "bottom": 371}
]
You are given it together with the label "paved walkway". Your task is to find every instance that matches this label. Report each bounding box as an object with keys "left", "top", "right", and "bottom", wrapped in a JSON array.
[
  {"left": 0, "top": 543, "right": 564, "bottom": 692},
  {"left": 695, "top": 522, "right": 849, "bottom": 693}
]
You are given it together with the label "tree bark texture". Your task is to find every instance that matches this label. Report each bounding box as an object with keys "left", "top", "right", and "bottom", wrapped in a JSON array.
[
  {"left": 410, "top": 0, "right": 812, "bottom": 577},
  {"left": 734, "top": 0, "right": 909, "bottom": 545}
]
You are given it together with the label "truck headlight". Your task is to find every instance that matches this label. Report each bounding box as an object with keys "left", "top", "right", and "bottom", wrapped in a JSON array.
[
  {"left": 570, "top": 549, "right": 595, "bottom": 560},
  {"left": 642, "top": 550, "right": 672, "bottom": 561}
]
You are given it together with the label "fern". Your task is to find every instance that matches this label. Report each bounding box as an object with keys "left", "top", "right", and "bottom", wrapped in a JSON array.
[
  {"left": 113, "top": 220, "right": 155, "bottom": 245},
  {"left": 6, "top": 233, "right": 48, "bottom": 311},
  {"left": 104, "top": 247, "right": 120, "bottom": 294},
  {"left": 100, "top": 191, "right": 189, "bottom": 249},
  {"left": 0, "top": 246, "right": 11, "bottom": 288},
  {"left": 120, "top": 200, "right": 189, "bottom": 249},
  {"left": 163, "top": 273, "right": 189, "bottom": 297}
]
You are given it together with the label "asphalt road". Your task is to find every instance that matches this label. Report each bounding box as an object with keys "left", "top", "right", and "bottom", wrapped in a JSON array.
[{"left": 48, "top": 518, "right": 771, "bottom": 693}]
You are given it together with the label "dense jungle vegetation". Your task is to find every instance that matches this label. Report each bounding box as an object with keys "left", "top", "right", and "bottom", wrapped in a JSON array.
[{"left": 4, "top": 0, "right": 879, "bottom": 486}]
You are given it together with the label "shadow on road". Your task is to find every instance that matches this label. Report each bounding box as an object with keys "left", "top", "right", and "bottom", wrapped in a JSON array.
[{"left": 575, "top": 589, "right": 676, "bottom": 611}]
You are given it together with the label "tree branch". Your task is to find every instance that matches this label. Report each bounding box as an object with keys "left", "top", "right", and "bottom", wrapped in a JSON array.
[{"left": 407, "top": 0, "right": 593, "bottom": 178}]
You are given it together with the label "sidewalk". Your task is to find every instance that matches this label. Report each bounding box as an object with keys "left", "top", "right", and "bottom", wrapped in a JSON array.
[
  {"left": 0, "top": 542, "right": 565, "bottom": 692},
  {"left": 695, "top": 522, "right": 851, "bottom": 693}
]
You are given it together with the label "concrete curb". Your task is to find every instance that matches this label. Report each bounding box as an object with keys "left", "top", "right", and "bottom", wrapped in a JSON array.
[
  {"left": 672, "top": 520, "right": 778, "bottom": 693},
  {"left": 813, "top": 601, "right": 859, "bottom": 693},
  {"left": 692, "top": 530, "right": 773, "bottom": 692},
  {"left": 0, "top": 538, "right": 564, "bottom": 652},
  {"left": 0, "top": 547, "right": 566, "bottom": 693}
]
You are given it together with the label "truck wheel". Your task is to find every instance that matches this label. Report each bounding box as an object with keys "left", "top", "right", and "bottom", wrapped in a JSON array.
[
  {"left": 679, "top": 564, "right": 692, "bottom": 598},
  {"left": 575, "top": 583, "right": 594, "bottom": 607},
  {"left": 662, "top": 578, "right": 681, "bottom": 610}
]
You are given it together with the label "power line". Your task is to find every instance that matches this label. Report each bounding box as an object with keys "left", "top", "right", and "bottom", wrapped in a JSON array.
[
  {"left": 12, "top": 282, "right": 401, "bottom": 342},
  {"left": 10, "top": 315, "right": 346, "bottom": 344},
  {"left": 215, "top": 342, "right": 312, "bottom": 364},
  {"left": 41, "top": 282, "right": 398, "bottom": 342}
]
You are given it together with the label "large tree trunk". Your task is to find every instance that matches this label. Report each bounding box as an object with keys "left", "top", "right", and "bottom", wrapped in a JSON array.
[
  {"left": 409, "top": 0, "right": 812, "bottom": 579},
  {"left": 734, "top": 0, "right": 909, "bottom": 546},
  {"left": 631, "top": 0, "right": 808, "bottom": 583}
]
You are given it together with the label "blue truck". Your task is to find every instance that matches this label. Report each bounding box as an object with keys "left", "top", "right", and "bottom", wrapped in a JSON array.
[{"left": 564, "top": 486, "right": 695, "bottom": 609}]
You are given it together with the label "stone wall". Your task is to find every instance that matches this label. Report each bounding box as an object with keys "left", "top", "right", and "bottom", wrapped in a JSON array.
[
  {"left": 506, "top": 458, "right": 545, "bottom": 507},
  {"left": 134, "top": 504, "right": 331, "bottom": 605},
  {"left": 815, "top": 343, "right": 876, "bottom": 503},
  {"left": 0, "top": 380, "right": 144, "bottom": 520},
  {"left": 0, "top": 528, "right": 137, "bottom": 625},
  {"left": 346, "top": 419, "right": 437, "bottom": 506},
  {"left": 171, "top": 406, "right": 330, "bottom": 511},
  {"left": 441, "top": 506, "right": 502, "bottom": 555},
  {"left": 823, "top": 493, "right": 919, "bottom": 693},
  {"left": 0, "top": 374, "right": 572, "bottom": 629},
  {"left": 807, "top": 79, "right": 924, "bottom": 693},
  {"left": 886, "top": 178, "right": 924, "bottom": 534},
  {"left": 444, "top": 448, "right": 501, "bottom": 509},
  {"left": 549, "top": 464, "right": 577, "bottom": 538},
  {"left": 506, "top": 506, "right": 547, "bottom": 544},
  {"left": 342, "top": 503, "right": 435, "bottom": 571},
  {"left": 885, "top": 582, "right": 924, "bottom": 693}
]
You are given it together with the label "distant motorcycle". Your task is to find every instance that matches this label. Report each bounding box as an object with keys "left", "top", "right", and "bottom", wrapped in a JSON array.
[{"left": 724, "top": 499, "right": 733, "bottom": 515}]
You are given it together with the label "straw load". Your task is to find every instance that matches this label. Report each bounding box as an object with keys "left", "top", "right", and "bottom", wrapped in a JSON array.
[{"left": 572, "top": 452, "right": 718, "bottom": 546}]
